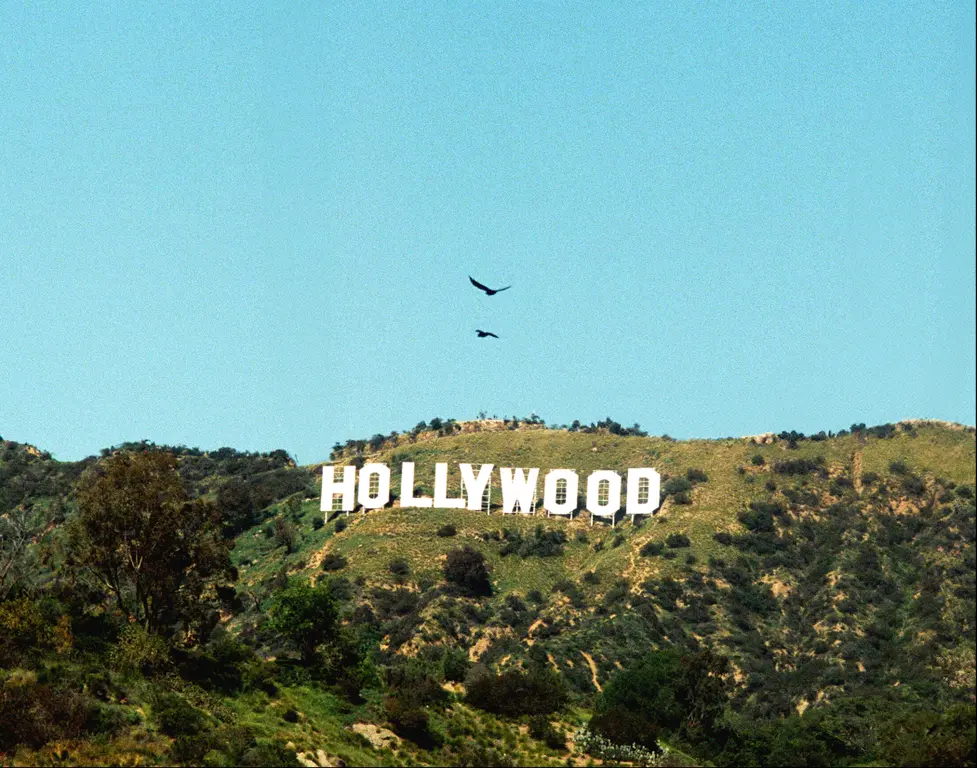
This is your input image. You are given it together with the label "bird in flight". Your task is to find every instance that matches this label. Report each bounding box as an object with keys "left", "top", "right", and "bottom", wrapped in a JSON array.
[
  {"left": 476, "top": 329, "right": 499, "bottom": 338},
  {"left": 469, "top": 276, "right": 511, "bottom": 296}
]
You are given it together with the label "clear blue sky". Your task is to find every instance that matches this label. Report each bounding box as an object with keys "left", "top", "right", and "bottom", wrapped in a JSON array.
[{"left": 2, "top": 1, "right": 975, "bottom": 462}]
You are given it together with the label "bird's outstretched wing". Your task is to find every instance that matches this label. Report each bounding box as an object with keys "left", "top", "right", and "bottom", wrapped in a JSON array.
[
  {"left": 493, "top": 285, "right": 511, "bottom": 293},
  {"left": 469, "top": 275, "right": 491, "bottom": 293}
]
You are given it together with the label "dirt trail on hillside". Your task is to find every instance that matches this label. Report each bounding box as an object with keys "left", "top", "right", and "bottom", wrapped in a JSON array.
[
  {"left": 580, "top": 651, "right": 602, "bottom": 692},
  {"left": 853, "top": 450, "right": 863, "bottom": 494}
]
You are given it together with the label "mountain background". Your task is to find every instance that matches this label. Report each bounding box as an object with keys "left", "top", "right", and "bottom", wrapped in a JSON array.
[{"left": 1, "top": 417, "right": 974, "bottom": 766}]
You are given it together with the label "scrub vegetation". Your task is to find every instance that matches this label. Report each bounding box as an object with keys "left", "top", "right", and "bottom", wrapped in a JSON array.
[{"left": 0, "top": 418, "right": 974, "bottom": 766}]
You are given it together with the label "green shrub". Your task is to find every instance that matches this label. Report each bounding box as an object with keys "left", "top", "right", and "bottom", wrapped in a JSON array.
[
  {"left": 383, "top": 695, "right": 440, "bottom": 748},
  {"left": 85, "top": 702, "right": 134, "bottom": 736},
  {"left": 598, "top": 648, "right": 729, "bottom": 741},
  {"left": 640, "top": 541, "right": 664, "bottom": 557},
  {"left": 529, "top": 715, "right": 566, "bottom": 750},
  {"left": 389, "top": 558, "right": 411, "bottom": 578},
  {"left": 666, "top": 533, "right": 691, "bottom": 548},
  {"left": 437, "top": 523, "right": 457, "bottom": 537},
  {"left": 686, "top": 468, "right": 709, "bottom": 483},
  {"left": 663, "top": 477, "right": 692, "bottom": 497},
  {"left": 603, "top": 579, "right": 630, "bottom": 606},
  {"left": 751, "top": 454, "right": 766, "bottom": 466},
  {"left": 334, "top": 517, "right": 348, "bottom": 533},
  {"left": 738, "top": 501, "right": 784, "bottom": 534},
  {"left": 588, "top": 706, "right": 660, "bottom": 751},
  {"left": 499, "top": 525, "right": 568, "bottom": 558},
  {"left": 902, "top": 475, "right": 926, "bottom": 496},
  {"left": 239, "top": 742, "right": 300, "bottom": 766},
  {"left": 321, "top": 553, "right": 348, "bottom": 571},
  {"left": 464, "top": 665, "right": 568, "bottom": 716},
  {"left": 110, "top": 624, "right": 170, "bottom": 676},
  {"left": 181, "top": 633, "right": 253, "bottom": 693},
  {"left": 266, "top": 579, "right": 339, "bottom": 664},
  {"left": 552, "top": 579, "right": 586, "bottom": 608},
  {"left": 153, "top": 692, "right": 206, "bottom": 737},
  {"left": 0, "top": 682, "right": 92, "bottom": 750},
  {"left": 442, "top": 647, "right": 470, "bottom": 683},
  {"left": 830, "top": 477, "right": 854, "bottom": 496},
  {"left": 444, "top": 546, "right": 492, "bottom": 597},
  {"left": 773, "top": 457, "right": 826, "bottom": 476}
]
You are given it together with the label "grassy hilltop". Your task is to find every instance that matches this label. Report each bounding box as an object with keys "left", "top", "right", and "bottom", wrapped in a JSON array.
[
  {"left": 1, "top": 419, "right": 975, "bottom": 766},
  {"left": 289, "top": 419, "right": 975, "bottom": 589}
]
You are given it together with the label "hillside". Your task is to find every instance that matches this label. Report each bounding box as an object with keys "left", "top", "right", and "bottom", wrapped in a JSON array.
[{"left": 1, "top": 420, "right": 975, "bottom": 766}]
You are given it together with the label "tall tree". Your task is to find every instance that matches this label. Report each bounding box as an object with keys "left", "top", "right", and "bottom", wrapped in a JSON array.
[
  {"left": 266, "top": 579, "right": 339, "bottom": 664},
  {"left": 71, "top": 450, "right": 232, "bottom": 636},
  {"left": 0, "top": 504, "right": 45, "bottom": 600}
]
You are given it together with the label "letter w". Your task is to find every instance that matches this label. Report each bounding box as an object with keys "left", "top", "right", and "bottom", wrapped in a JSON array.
[{"left": 499, "top": 467, "right": 539, "bottom": 514}]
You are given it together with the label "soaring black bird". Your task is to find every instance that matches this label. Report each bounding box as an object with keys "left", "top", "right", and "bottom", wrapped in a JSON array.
[
  {"left": 476, "top": 330, "right": 499, "bottom": 338},
  {"left": 469, "top": 276, "right": 511, "bottom": 296}
]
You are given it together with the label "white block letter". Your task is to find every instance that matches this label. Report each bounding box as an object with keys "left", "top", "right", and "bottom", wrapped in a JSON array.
[
  {"left": 434, "top": 463, "right": 465, "bottom": 509},
  {"left": 321, "top": 465, "right": 356, "bottom": 512},
  {"left": 460, "top": 463, "right": 494, "bottom": 510},
  {"left": 500, "top": 467, "right": 539, "bottom": 514},
  {"left": 587, "top": 470, "right": 621, "bottom": 517},
  {"left": 543, "top": 469, "right": 579, "bottom": 516},
  {"left": 399, "top": 462, "right": 432, "bottom": 508},
  {"left": 626, "top": 468, "right": 660, "bottom": 516},
  {"left": 358, "top": 463, "right": 391, "bottom": 510}
]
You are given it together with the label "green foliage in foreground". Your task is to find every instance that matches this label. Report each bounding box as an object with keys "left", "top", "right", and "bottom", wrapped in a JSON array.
[{"left": 266, "top": 579, "right": 339, "bottom": 664}]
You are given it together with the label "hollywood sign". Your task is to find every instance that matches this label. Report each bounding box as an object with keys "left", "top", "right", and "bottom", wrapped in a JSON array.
[{"left": 321, "top": 462, "right": 660, "bottom": 522}]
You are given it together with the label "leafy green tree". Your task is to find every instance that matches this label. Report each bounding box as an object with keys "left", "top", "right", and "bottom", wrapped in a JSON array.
[
  {"left": 266, "top": 579, "right": 338, "bottom": 664},
  {"left": 465, "top": 664, "right": 568, "bottom": 716},
  {"left": 272, "top": 515, "right": 296, "bottom": 553},
  {"left": 595, "top": 648, "right": 730, "bottom": 744},
  {"left": 597, "top": 649, "right": 685, "bottom": 733},
  {"left": 71, "top": 451, "right": 232, "bottom": 635},
  {"left": 216, "top": 477, "right": 255, "bottom": 536},
  {"left": 443, "top": 546, "right": 492, "bottom": 596},
  {"left": 0, "top": 504, "right": 45, "bottom": 600},
  {"left": 678, "top": 649, "right": 731, "bottom": 737},
  {"left": 878, "top": 703, "right": 977, "bottom": 767}
]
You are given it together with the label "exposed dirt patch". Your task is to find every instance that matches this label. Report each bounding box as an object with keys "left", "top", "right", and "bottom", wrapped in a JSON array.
[
  {"left": 349, "top": 723, "right": 401, "bottom": 751},
  {"left": 297, "top": 748, "right": 343, "bottom": 767},
  {"left": 468, "top": 627, "right": 510, "bottom": 662},
  {"left": 762, "top": 574, "right": 791, "bottom": 598},
  {"left": 580, "top": 651, "right": 602, "bottom": 692},
  {"left": 526, "top": 618, "right": 545, "bottom": 644}
]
